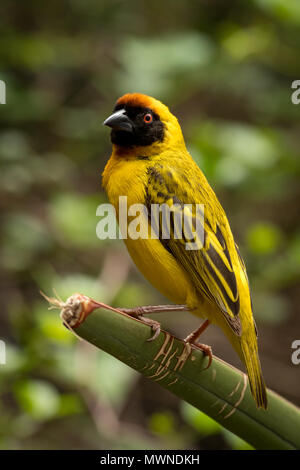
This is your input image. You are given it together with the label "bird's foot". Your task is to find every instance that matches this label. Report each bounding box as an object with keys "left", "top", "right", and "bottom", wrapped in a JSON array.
[
  {"left": 183, "top": 337, "right": 213, "bottom": 370},
  {"left": 183, "top": 319, "right": 213, "bottom": 370},
  {"left": 121, "top": 307, "right": 161, "bottom": 341},
  {"left": 119, "top": 304, "right": 187, "bottom": 342},
  {"left": 141, "top": 316, "right": 161, "bottom": 341}
]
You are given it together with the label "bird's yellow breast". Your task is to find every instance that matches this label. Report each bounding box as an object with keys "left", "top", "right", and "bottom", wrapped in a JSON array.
[{"left": 102, "top": 154, "right": 193, "bottom": 305}]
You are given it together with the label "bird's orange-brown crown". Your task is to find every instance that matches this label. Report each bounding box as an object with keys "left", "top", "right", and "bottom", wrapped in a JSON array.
[
  {"left": 115, "top": 93, "right": 177, "bottom": 125},
  {"left": 116, "top": 93, "right": 153, "bottom": 109}
]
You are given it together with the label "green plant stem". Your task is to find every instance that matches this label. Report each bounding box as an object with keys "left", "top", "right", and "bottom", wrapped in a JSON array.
[{"left": 73, "top": 305, "right": 300, "bottom": 450}]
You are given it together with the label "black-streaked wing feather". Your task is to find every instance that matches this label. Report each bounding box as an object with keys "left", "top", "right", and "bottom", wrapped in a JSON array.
[{"left": 145, "top": 165, "right": 242, "bottom": 335}]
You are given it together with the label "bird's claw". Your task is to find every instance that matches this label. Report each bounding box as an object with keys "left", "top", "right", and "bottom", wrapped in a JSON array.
[
  {"left": 122, "top": 309, "right": 161, "bottom": 341},
  {"left": 191, "top": 342, "right": 213, "bottom": 370},
  {"left": 143, "top": 317, "right": 161, "bottom": 341}
]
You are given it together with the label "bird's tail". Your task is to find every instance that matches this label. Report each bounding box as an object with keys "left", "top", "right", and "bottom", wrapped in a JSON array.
[{"left": 241, "top": 336, "right": 268, "bottom": 409}]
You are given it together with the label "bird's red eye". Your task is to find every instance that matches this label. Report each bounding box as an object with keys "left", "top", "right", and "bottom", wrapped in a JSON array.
[{"left": 144, "top": 113, "right": 153, "bottom": 124}]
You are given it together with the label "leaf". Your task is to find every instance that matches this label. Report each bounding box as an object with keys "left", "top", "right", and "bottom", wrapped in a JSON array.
[
  {"left": 181, "top": 402, "right": 221, "bottom": 436},
  {"left": 69, "top": 303, "right": 300, "bottom": 450}
]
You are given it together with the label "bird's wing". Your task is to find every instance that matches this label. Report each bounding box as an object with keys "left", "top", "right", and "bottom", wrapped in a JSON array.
[{"left": 145, "top": 164, "right": 243, "bottom": 336}]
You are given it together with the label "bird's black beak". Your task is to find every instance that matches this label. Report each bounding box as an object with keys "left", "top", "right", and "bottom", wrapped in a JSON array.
[{"left": 103, "top": 109, "right": 133, "bottom": 132}]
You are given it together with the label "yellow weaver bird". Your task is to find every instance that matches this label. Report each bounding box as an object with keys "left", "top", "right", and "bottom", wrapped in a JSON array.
[{"left": 102, "top": 93, "right": 267, "bottom": 409}]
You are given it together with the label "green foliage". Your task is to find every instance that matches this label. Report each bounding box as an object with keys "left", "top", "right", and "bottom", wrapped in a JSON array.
[
  {"left": 49, "top": 193, "right": 103, "bottom": 248},
  {"left": 247, "top": 223, "right": 282, "bottom": 255},
  {"left": 116, "top": 33, "right": 215, "bottom": 98},
  {"left": 14, "top": 380, "right": 61, "bottom": 420},
  {"left": 181, "top": 402, "right": 253, "bottom": 449},
  {"left": 149, "top": 412, "right": 176, "bottom": 436}
]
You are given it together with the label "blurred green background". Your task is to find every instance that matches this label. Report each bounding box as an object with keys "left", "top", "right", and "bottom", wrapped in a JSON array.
[{"left": 0, "top": 0, "right": 300, "bottom": 450}]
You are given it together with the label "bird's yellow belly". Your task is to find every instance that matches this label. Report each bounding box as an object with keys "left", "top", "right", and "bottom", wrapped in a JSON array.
[{"left": 124, "top": 234, "right": 191, "bottom": 306}]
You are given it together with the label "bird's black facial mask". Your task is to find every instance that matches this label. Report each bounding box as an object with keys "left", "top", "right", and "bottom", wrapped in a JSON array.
[{"left": 104, "top": 105, "right": 165, "bottom": 147}]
